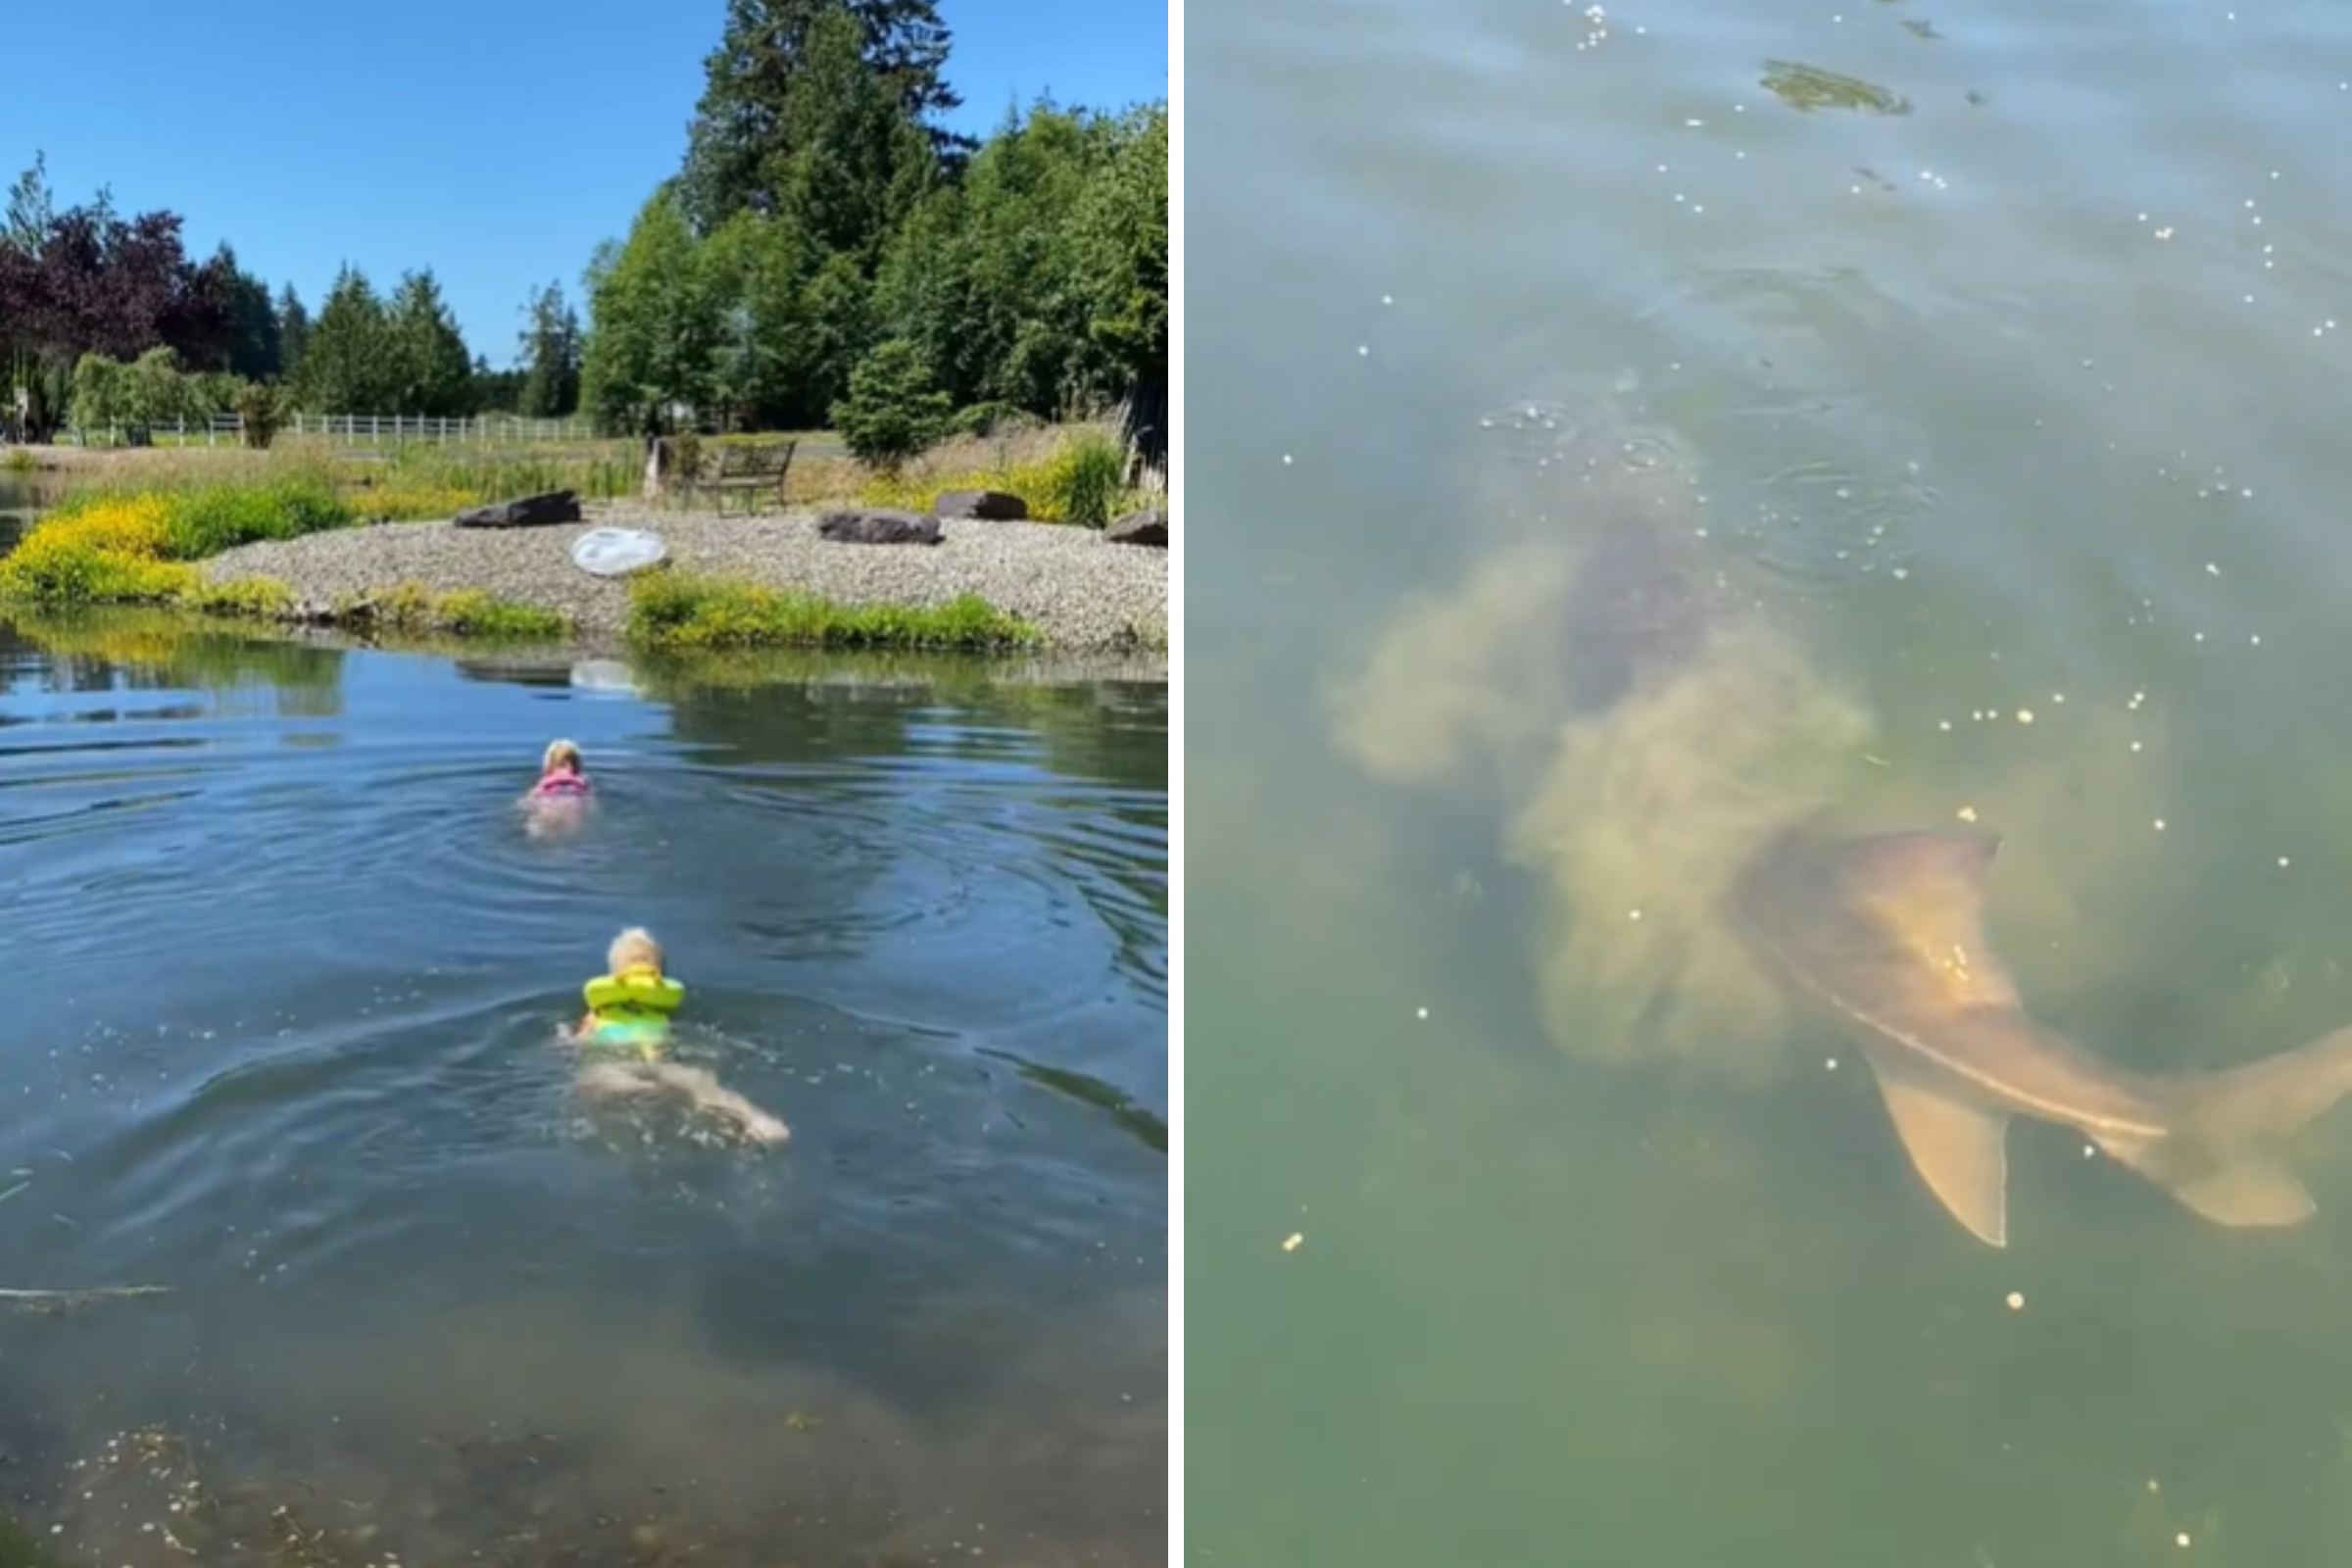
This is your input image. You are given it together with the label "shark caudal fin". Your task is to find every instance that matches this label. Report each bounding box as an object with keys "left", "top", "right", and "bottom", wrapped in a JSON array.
[{"left": 2109, "top": 1025, "right": 2352, "bottom": 1229}]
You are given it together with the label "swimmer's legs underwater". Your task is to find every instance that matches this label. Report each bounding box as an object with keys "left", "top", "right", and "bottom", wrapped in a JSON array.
[{"left": 576, "top": 1059, "right": 791, "bottom": 1146}]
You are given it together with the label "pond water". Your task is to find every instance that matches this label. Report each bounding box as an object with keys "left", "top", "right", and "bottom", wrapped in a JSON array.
[
  {"left": 1188, "top": 0, "right": 2352, "bottom": 1565},
  {"left": 0, "top": 610, "right": 1168, "bottom": 1564}
]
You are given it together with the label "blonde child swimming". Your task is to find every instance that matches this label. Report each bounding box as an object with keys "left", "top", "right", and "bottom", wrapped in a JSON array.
[
  {"left": 569, "top": 926, "right": 790, "bottom": 1146},
  {"left": 520, "top": 739, "right": 593, "bottom": 840},
  {"left": 527, "top": 738, "right": 593, "bottom": 800}
]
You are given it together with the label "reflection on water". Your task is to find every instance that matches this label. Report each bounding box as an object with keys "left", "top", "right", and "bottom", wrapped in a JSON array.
[
  {"left": 1192, "top": 0, "right": 2352, "bottom": 1559},
  {"left": 0, "top": 610, "right": 1167, "bottom": 1563}
]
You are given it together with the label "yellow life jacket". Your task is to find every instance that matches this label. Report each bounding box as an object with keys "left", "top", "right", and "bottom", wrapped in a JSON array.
[{"left": 583, "top": 964, "right": 686, "bottom": 1021}]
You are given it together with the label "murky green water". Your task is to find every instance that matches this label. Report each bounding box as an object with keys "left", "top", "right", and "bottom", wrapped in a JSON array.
[
  {"left": 0, "top": 610, "right": 1167, "bottom": 1563},
  {"left": 1188, "top": 1, "right": 2352, "bottom": 1564}
]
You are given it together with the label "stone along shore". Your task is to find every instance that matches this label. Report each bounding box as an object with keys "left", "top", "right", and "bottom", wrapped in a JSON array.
[{"left": 197, "top": 504, "right": 1171, "bottom": 649}]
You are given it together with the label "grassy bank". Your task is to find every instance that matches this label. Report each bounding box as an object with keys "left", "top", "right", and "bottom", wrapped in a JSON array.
[
  {"left": 8, "top": 421, "right": 1156, "bottom": 525},
  {"left": 624, "top": 572, "right": 1041, "bottom": 653},
  {"left": 0, "top": 487, "right": 569, "bottom": 640},
  {"left": 854, "top": 422, "right": 1156, "bottom": 526},
  {"left": 2, "top": 424, "right": 1137, "bottom": 652}
]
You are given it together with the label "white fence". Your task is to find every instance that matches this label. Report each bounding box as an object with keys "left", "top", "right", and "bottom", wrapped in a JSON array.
[{"left": 64, "top": 413, "right": 604, "bottom": 448}]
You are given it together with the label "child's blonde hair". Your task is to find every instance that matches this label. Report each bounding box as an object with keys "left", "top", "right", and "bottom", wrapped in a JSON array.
[
  {"left": 543, "top": 738, "right": 583, "bottom": 775},
  {"left": 609, "top": 926, "right": 663, "bottom": 976}
]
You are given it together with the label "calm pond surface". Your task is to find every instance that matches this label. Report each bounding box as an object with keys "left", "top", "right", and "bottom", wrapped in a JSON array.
[
  {"left": 0, "top": 608, "right": 1168, "bottom": 1564},
  {"left": 1189, "top": 0, "right": 2352, "bottom": 1564}
]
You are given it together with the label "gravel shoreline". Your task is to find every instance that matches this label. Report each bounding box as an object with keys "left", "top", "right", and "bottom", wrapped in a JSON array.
[{"left": 199, "top": 503, "right": 1169, "bottom": 651}]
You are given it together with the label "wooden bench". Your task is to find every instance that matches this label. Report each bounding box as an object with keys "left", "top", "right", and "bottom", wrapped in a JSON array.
[{"left": 685, "top": 439, "right": 798, "bottom": 514}]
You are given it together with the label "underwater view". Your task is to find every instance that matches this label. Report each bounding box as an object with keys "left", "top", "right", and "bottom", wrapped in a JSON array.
[{"left": 1186, "top": 0, "right": 2352, "bottom": 1562}]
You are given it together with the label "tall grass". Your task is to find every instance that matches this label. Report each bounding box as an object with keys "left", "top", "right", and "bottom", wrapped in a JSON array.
[{"left": 856, "top": 423, "right": 1152, "bottom": 526}]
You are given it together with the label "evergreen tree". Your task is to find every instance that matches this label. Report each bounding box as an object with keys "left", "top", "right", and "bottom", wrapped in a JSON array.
[
  {"left": 275, "top": 282, "right": 311, "bottom": 381},
  {"left": 578, "top": 185, "right": 726, "bottom": 432},
  {"left": 384, "top": 269, "right": 477, "bottom": 416},
  {"left": 515, "top": 280, "right": 583, "bottom": 417},
  {"left": 293, "top": 265, "right": 390, "bottom": 414},
  {"left": 679, "top": 0, "right": 956, "bottom": 233},
  {"left": 212, "top": 242, "right": 283, "bottom": 380}
]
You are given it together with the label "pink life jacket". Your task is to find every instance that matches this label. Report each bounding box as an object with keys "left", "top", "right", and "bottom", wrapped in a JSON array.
[{"left": 531, "top": 771, "right": 592, "bottom": 799}]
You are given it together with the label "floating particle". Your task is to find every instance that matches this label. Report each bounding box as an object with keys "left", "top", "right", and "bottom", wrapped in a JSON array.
[
  {"left": 2016, "top": 710, "right": 2034, "bottom": 724},
  {"left": 2177, "top": 1533, "right": 2191, "bottom": 1547},
  {"left": 1415, "top": 1006, "right": 1429, "bottom": 1019},
  {"left": 1628, "top": 908, "right": 1643, "bottom": 921},
  {"left": 1957, "top": 806, "right": 1979, "bottom": 822},
  {"left": 1357, "top": 345, "right": 1370, "bottom": 357},
  {"left": 1939, "top": 719, "right": 1953, "bottom": 731},
  {"left": 1282, "top": 1232, "right": 1304, "bottom": 1253},
  {"left": 2250, "top": 633, "right": 2262, "bottom": 645},
  {"left": 1381, "top": 294, "right": 1394, "bottom": 305},
  {"left": 1826, "top": 1057, "right": 1839, "bottom": 1071},
  {"left": 2154, "top": 819, "right": 2168, "bottom": 831},
  {"left": 1282, "top": 454, "right": 1294, "bottom": 465},
  {"left": 2131, "top": 741, "right": 2143, "bottom": 753},
  {"left": 2206, "top": 562, "right": 2221, "bottom": 575},
  {"left": 2280, "top": 857, "right": 2292, "bottom": 868},
  {"left": 2005, "top": 1291, "right": 2024, "bottom": 1310}
]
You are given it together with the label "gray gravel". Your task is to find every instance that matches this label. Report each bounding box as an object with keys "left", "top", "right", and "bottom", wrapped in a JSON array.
[{"left": 200, "top": 503, "right": 1169, "bottom": 650}]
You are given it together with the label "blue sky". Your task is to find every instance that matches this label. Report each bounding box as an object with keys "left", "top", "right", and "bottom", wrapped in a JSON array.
[{"left": 5, "top": 0, "right": 1168, "bottom": 368}]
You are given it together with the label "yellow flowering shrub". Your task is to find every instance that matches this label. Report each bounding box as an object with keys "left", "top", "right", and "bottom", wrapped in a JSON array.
[{"left": 0, "top": 495, "right": 195, "bottom": 605}]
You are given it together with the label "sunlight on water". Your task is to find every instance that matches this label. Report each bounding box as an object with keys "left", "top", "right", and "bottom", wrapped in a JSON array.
[
  {"left": 0, "top": 612, "right": 1168, "bottom": 1564},
  {"left": 1192, "top": 0, "right": 2352, "bottom": 1561}
]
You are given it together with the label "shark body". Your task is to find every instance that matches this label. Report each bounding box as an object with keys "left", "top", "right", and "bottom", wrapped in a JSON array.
[{"left": 1730, "top": 827, "right": 2352, "bottom": 1248}]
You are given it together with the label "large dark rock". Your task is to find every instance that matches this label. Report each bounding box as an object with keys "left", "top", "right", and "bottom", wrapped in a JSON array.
[
  {"left": 931, "top": 488, "right": 1029, "bottom": 520},
  {"left": 816, "top": 509, "right": 944, "bottom": 546},
  {"left": 1104, "top": 506, "right": 1168, "bottom": 548},
  {"left": 454, "top": 490, "right": 583, "bottom": 529}
]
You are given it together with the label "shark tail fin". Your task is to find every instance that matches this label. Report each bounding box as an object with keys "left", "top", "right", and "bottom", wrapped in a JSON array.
[{"left": 2116, "top": 1025, "right": 2352, "bottom": 1229}]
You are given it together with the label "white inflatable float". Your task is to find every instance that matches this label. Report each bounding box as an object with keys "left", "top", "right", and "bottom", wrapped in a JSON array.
[{"left": 569, "top": 526, "right": 668, "bottom": 577}]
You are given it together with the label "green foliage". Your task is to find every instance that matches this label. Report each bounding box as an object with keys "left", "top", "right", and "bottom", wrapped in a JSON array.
[
  {"left": 184, "top": 575, "right": 296, "bottom": 617},
  {"left": 160, "top": 475, "right": 353, "bottom": 557},
  {"left": 234, "top": 379, "right": 291, "bottom": 448},
  {"left": 432, "top": 590, "right": 569, "bottom": 639},
  {"left": 831, "top": 337, "right": 950, "bottom": 471},
  {"left": 857, "top": 423, "right": 1143, "bottom": 524},
  {"left": 679, "top": 0, "right": 964, "bottom": 234},
  {"left": 579, "top": 187, "right": 727, "bottom": 432},
  {"left": 626, "top": 570, "right": 1039, "bottom": 651},
  {"left": 290, "top": 265, "right": 479, "bottom": 416},
  {"left": 516, "top": 280, "right": 583, "bottom": 417},
  {"left": 1036, "top": 426, "right": 1129, "bottom": 527},
  {"left": 215, "top": 241, "right": 284, "bottom": 380},
  {"left": 275, "top": 283, "right": 311, "bottom": 378},
  {"left": 383, "top": 270, "right": 479, "bottom": 417},
  {"left": 68, "top": 346, "right": 228, "bottom": 434},
  {"left": 295, "top": 266, "right": 392, "bottom": 414}
]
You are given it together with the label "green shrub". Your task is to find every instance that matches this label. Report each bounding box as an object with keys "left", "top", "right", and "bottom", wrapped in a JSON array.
[
  {"left": 626, "top": 572, "right": 1039, "bottom": 652},
  {"left": 184, "top": 576, "right": 296, "bottom": 618},
  {"left": 831, "top": 339, "right": 952, "bottom": 474},
  {"left": 1034, "top": 427, "right": 1129, "bottom": 527},
  {"left": 234, "top": 381, "right": 292, "bottom": 449},
  {"left": 162, "top": 476, "right": 354, "bottom": 558}
]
